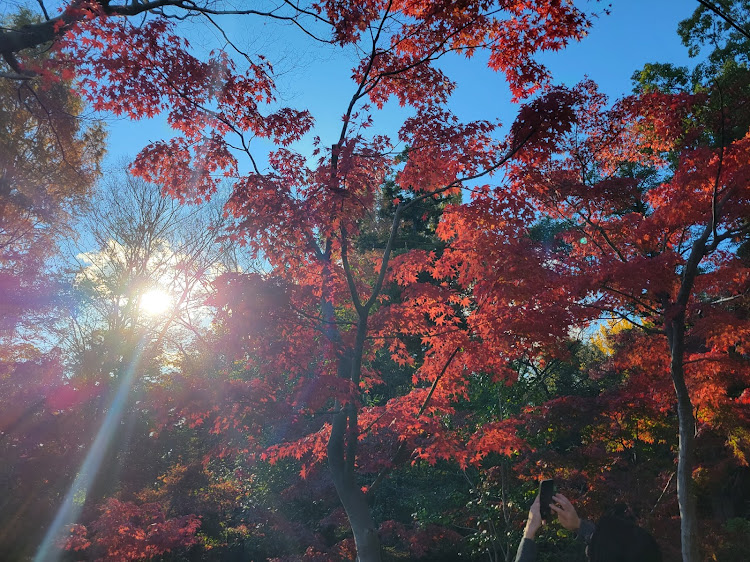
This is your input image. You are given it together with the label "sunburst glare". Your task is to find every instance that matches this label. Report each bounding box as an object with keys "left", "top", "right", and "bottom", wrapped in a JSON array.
[{"left": 140, "top": 288, "right": 173, "bottom": 317}]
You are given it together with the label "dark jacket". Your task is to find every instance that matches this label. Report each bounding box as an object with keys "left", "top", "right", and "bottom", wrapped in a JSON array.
[{"left": 514, "top": 519, "right": 596, "bottom": 562}]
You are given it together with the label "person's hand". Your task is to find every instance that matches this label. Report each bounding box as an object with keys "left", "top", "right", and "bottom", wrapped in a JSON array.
[
  {"left": 523, "top": 496, "right": 544, "bottom": 539},
  {"left": 550, "top": 493, "right": 580, "bottom": 532}
]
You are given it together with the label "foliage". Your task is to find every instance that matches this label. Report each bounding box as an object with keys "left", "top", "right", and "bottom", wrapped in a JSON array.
[
  {"left": 64, "top": 498, "right": 201, "bottom": 560},
  {"left": 437, "top": 13, "right": 750, "bottom": 557},
  {"left": 1, "top": 1, "right": 750, "bottom": 561},
  {"left": 0, "top": 9, "right": 104, "bottom": 333},
  {"left": 0, "top": 10, "right": 105, "bottom": 559}
]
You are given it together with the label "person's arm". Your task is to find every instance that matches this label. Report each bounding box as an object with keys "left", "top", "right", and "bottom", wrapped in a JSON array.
[
  {"left": 515, "top": 496, "right": 543, "bottom": 562},
  {"left": 575, "top": 518, "right": 596, "bottom": 544},
  {"left": 514, "top": 537, "right": 538, "bottom": 562}
]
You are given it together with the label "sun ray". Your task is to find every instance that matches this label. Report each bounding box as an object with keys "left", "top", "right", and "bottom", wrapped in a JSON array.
[{"left": 34, "top": 338, "right": 146, "bottom": 562}]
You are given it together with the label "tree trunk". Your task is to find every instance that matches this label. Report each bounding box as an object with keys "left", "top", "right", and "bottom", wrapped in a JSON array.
[
  {"left": 323, "top": 300, "right": 382, "bottom": 562},
  {"left": 662, "top": 213, "right": 716, "bottom": 562},
  {"left": 667, "top": 315, "right": 701, "bottom": 562},
  {"left": 328, "top": 402, "right": 382, "bottom": 562}
]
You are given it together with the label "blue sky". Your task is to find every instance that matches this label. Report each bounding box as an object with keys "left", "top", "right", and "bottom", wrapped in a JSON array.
[{"left": 101, "top": 0, "right": 700, "bottom": 171}]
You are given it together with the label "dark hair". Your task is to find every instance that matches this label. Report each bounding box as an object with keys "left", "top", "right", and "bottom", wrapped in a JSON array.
[{"left": 587, "top": 515, "right": 662, "bottom": 562}]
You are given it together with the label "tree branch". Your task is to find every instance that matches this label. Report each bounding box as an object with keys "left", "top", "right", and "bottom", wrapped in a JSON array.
[
  {"left": 696, "top": 0, "right": 750, "bottom": 41},
  {"left": 0, "top": 0, "right": 331, "bottom": 61},
  {"left": 367, "top": 345, "right": 461, "bottom": 496},
  {"left": 339, "top": 225, "right": 365, "bottom": 315}
]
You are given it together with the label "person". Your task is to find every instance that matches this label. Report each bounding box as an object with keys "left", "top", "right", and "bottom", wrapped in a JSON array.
[{"left": 514, "top": 493, "right": 662, "bottom": 562}]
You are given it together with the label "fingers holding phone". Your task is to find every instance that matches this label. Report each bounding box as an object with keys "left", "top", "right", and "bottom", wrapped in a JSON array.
[
  {"left": 550, "top": 493, "right": 581, "bottom": 532},
  {"left": 526, "top": 483, "right": 581, "bottom": 539}
]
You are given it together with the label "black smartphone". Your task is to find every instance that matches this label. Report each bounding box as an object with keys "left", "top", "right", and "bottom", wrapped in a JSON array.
[{"left": 539, "top": 479, "right": 555, "bottom": 521}]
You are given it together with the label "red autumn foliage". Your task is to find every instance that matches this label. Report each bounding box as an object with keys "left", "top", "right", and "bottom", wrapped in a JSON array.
[
  {"left": 63, "top": 498, "right": 200, "bottom": 560},
  {"left": 13, "top": 1, "right": 750, "bottom": 561}
]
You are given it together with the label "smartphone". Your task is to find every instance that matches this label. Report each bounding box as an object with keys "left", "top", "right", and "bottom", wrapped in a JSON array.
[{"left": 539, "top": 479, "right": 555, "bottom": 521}]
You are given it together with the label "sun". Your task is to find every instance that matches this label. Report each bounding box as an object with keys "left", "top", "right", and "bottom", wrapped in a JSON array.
[{"left": 140, "top": 288, "right": 173, "bottom": 317}]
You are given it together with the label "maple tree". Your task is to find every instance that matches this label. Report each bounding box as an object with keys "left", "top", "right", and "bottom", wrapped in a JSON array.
[
  {"left": 6, "top": 2, "right": 596, "bottom": 560},
  {"left": 433, "top": 5, "right": 750, "bottom": 558},
  {"left": 204, "top": 8, "right": 591, "bottom": 558},
  {"left": 7, "top": 1, "right": 749, "bottom": 561}
]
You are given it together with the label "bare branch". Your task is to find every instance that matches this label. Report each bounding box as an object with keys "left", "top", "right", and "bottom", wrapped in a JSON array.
[
  {"left": 367, "top": 345, "right": 461, "bottom": 496},
  {"left": 0, "top": 70, "right": 33, "bottom": 80},
  {"left": 339, "top": 226, "right": 365, "bottom": 315},
  {"left": 36, "top": 0, "right": 51, "bottom": 21},
  {"left": 696, "top": 0, "right": 750, "bottom": 41},
  {"left": 600, "top": 284, "right": 661, "bottom": 315},
  {"left": 651, "top": 471, "right": 675, "bottom": 514},
  {"left": 0, "top": 0, "right": 331, "bottom": 60}
]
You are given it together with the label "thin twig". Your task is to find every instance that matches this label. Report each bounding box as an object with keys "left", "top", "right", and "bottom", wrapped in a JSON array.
[{"left": 651, "top": 471, "right": 675, "bottom": 514}]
